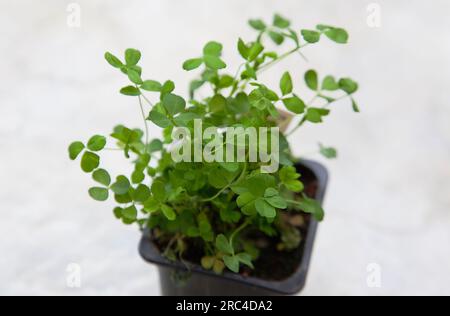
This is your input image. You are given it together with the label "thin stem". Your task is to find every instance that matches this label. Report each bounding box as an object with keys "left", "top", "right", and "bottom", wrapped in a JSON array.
[
  {"left": 140, "top": 93, "right": 154, "bottom": 107},
  {"left": 163, "top": 233, "right": 179, "bottom": 257},
  {"left": 137, "top": 92, "right": 150, "bottom": 152},
  {"left": 229, "top": 219, "right": 251, "bottom": 247},
  {"left": 201, "top": 162, "right": 247, "bottom": 202},
  {"left": 258, "top": 43, "right": 309, "bottom": 74},
  {"left": 229, "top": 62, "right": 246, "bottom": 97}
]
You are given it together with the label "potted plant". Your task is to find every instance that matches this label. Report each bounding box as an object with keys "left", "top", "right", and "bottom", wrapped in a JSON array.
[{"left": 68, "top": 14, "right": 359, "bottom": 296}]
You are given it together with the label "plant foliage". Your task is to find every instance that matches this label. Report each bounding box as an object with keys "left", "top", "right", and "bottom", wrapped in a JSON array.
[{"left": 69, "top": 14, "right": 360, "bottom": 274}]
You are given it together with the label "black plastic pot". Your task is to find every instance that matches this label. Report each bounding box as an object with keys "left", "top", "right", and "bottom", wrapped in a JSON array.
[{"left": 139, "top": 160, "right": 328, "bottom": 296}]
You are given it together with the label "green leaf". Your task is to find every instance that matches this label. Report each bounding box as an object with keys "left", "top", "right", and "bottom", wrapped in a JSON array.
[
  {"left": 319, "top": 143, "right": 338, "bottom": 159},
  {"left": 143, "top": 196, "right": 160, "bottom": 212},
  {"left": 186, "top": 227, "right": 200, "bottom": 238},
  {"left": 351, "top": 97, "right": 360, "bottom": 113},
  {"left": 264, "top": 188, "right": 279, "bottom": 198},
  {"left": 279, "top": 166, "right": 304, "bottom": 192},
  {"left": 147, "top": 109, "right": 171, "bottom": 128},
  {"left": 237, "top": 38, "right": 249, "bottom": 59},
  {"left": 141, "top": 80, "right": 162, "bottom": 92},
  {"left": 125, "top": 48, "right": 141, "bottom": 66},
  {"left": 173, "top": 112, "right": 200, "bottom": 126},
  {"left": 280, "top": 72, "right": 293, "bottom": 96},
  {"left": 133, "top": 184, "right": 151, "bottom": 203},
  {"left": 243, "top": 63, "right": 257, "bottom": 80},
  {"left": 248, "top": 42, "right": 264, "bottom": 61},
  {"left": 114, "top": 192, "right": 132, "bottom": 204},
  {"left": 209, "top": 94, "right": 227, "bottom": 113},
  {"left": 255, "top": 198, "right": 277, "bottom": 218},
  {"left": 228, "top": 92, "right": 250, "bottom": 114},
  {"left": 287, "top": 30, "right": 299, "bottom": 46},
  {"left": 301, "top": 30, "right": 321, "bottom": 43},
  {"left": 68, "top": 141, "right": 84, "bottom": 160},
  {"left": 282, "top": 95, "right": 305, "bottom": 114},
  {"left": 236, "top": 192, "right": 256, "bottom": 208},
  {"left": 223, "top": 255, "right": 240, "bottom": 273},
  {"left": 148, "top": 139, "right": 163, "bottom": 153},
  {"left": 110, "top": 175, "right": 131, "bottom": 195},
  {"left": 265, "top": 195, "right": 287, "bottom": 209},
  {"left": 203, "top": 55, "right": 226, "bottom": 70},
  {"left": 183, "top": 58, "right": 203, "bottom": 71},
  {"left": 220, "top": 208, "right": 242, "bottom": 224},
  {"left": 161, "top": 80, "right": 175, "bottom": 95},
  {"left": 268, "top": 31, "right": 284, "bottom": 45},
  {"left": 127, "top": 69, "right": 143, "bottom": 84},
  {"left": 87, "top": 135, "right": 106, "bottom": 152},
  {"left": 219, "top": 75, "right": 234, "bottom": 88},
  {"left": 220, "top": 162, "right": 240, "bottom": 173},
  {"left": 339, "top": 78, "right": 358, "bottom": 94},
  {"left": 236, "top": 253, "right": 254, "bottom": 269},
  {"left": 113, "top": 207, "right": 123, "bottom": 219},
  {"left": 306, "top": 108, "right": 329, "bottom": 123},
  {"left": 80, "top": 151, "right": 100, "bottom": 173},
  {"left": 216, "top": 234, "right": 234, "bottom": 255},
  {"left": 316, "top": 24, "right": 333, "bottom": 31},
  {"left": 273, "top": 14, "right": 290, "bottom": 28},
  {"left": 88, "top": 187, "right": 109, "bottom": 201},
  {"left": 305, "top": 70, "right": 318, "bottom": 91},
  {"left": 203, "top": 41, "right": 223, "bottom": 57},
  {"left": 162, "top": 93, "right": 186, "bottom": 116},
  {"left": 122, "top": 205, "right": 138, "bottom": 220},
  {"left": 322, "top": 75, "right": 339, "bottom": 91},
  {"left": 131, "top": 170, "right": 145, "bottom": 184},
  {"left": 93, "top": 169, "right": 111, "bottom": 186},
  {"left": 296, "top": 196, "right": 325, "bottom": 221},
  {"left": 120, "top": 86, "right": 141, "bottom": 96},
  {"left": 104, "top": 52, "right": 123, "bottom": 68},
  {"left": 324, "top": 28, "right": 348, "bottom": 44},
  {"left": 249, "top": 87, "right": 277, "bottom": 110},
  {"left": 161, "top": 204, "right": 176, "bottom": 221},
  {"left": 151, "top": 180, "right": 167, "bottom": 202},
  {"left": 249, "top": 19, "right": 266, "bottom": 31}
]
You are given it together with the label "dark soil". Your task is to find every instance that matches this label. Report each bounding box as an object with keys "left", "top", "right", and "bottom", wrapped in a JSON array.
[{"left": 154, "top": 164, "right": 319, "bottom": 282}]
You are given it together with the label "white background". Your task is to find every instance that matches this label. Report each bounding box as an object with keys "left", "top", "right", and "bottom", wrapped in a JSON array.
[{"left": 1, "top": 0, "right": 449, "bottom": 295}]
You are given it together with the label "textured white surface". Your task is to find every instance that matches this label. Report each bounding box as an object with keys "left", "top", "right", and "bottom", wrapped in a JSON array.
[{"left": 1, "top": 0, "right": 449, "bottom": 296}]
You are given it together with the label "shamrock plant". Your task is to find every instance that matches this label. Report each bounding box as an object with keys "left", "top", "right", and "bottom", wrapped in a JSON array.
[{"left": 69, "top": 14, "right": 360, "bottom": 274}]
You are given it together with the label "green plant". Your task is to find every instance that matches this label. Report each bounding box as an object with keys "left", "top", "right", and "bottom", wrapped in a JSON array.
[{"left": 69, "top": 14, "right": 359, "bottom": 274}]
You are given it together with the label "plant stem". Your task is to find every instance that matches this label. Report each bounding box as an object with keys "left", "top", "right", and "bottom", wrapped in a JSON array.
[
  {"left": 229, "top": 219, "right": 251, "bottom": 248},
  {"left": 163, "top": 233, "right": 179, "bottom": 257},
  {"left": 137, "top": 93, "right": 150, "bottom": 152},
  {"left": 229, "top": 62, "right": 246, "bottom": 97},
  {"left": 201, "top": 162, "right": 247, "bottom": 202},
  {"left": 258, "top": 43, "right": 309, "bottom": 74},
  {"left": 140, "top": 92, "right": 154, "bottom": 107}
]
